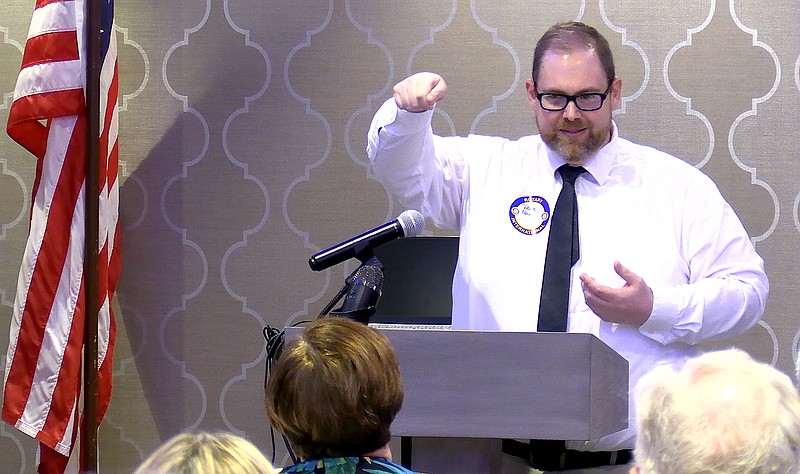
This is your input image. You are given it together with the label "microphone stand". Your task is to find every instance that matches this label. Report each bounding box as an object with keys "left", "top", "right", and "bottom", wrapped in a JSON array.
[{"left": 318, "top": 252, "right": 384, "bottom": 320}]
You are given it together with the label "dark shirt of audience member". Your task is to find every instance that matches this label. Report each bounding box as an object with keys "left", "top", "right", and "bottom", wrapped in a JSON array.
[
  {"left": 631, "top": 348, "right": 800, "bottom": 474},
  {"left": 133, "top": 430, "right": 278, "bottom": 473},
  {"left": 265, "top": 316, "right": 415, "bottom": 474}
]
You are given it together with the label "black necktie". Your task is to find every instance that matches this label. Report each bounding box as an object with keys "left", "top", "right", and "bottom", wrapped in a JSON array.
[{"left": 537, "top": 165, "right": 586, "bottom": 332}]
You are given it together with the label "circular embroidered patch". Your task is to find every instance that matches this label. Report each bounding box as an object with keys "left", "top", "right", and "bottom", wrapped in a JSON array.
[{"left": 509, "top": 196, "right": 550, "bottom": 235}]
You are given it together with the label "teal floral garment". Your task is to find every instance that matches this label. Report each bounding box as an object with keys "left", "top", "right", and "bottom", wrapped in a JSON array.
[{"left": 281, "top": 456, "right": 416, "bottom": 474}]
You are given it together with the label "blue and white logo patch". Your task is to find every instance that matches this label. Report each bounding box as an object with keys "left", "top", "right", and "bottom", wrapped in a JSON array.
[{"left": 509, "top": 196, "right": 550, "bottom": 235}]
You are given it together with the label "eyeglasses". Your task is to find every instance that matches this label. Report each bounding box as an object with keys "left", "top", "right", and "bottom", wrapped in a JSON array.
[{"left": 535, "top": 84, "right": 612, "bottom": 112}]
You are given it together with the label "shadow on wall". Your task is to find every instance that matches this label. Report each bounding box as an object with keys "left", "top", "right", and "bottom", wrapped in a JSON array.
[{"left": 115, "top": 81, "right": 272, "bottom": 446}]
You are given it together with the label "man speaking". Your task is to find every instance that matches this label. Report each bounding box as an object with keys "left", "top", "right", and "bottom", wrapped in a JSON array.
[{"left": 366, "top": 21, "right": 768, "bottom": 471}]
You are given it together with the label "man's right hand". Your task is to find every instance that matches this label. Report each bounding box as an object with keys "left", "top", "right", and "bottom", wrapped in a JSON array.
[{"left": 393, "top": 72, "right": 447, "bottom": 112}]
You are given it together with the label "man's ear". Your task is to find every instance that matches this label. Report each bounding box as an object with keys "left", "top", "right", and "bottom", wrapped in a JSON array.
[
  {"left": 524, "top": 79, "right": 536, "bottom": 99},
  {"left": 629, "top": 466, "right": 640, "bottom": 474},
  {"left": 524, "top": 79, "right": 538, "bottom": 111},
  {"left": 610, "top": 76, "right": 623, "bottom": 111}
]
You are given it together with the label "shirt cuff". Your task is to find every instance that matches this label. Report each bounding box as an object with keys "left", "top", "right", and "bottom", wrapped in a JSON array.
[
  {"left": 638, "top": 285, "right": 681, "bottom": 343},
  {"left": 382, "top": 103, "right": 434, "bottom": 135}
]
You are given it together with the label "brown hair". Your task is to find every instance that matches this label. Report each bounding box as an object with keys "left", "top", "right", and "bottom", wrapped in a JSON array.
[
  {"left": 265, "top": 317, "right": 404, "bottom": 460},
  {"left": 532, "top": 21, "right": 615, "bottom": 84}
]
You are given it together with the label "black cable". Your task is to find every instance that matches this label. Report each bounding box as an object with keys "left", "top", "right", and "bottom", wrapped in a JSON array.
[
  {"left": 282, "top": 433, "right": 297, "bottom": 465},
  {"left": 318, "top": 280, "right": 349, "bottom": 317},
  {"left": 263, "top": 325, "right": 284, "bottom": 390},
  {"left": 268, "top": 419, "right": 277, "bottom": 465}
]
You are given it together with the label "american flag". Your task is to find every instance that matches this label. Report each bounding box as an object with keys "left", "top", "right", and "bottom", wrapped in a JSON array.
[{"left": 3, "top": 0, "right": 120, "bottom": 472}]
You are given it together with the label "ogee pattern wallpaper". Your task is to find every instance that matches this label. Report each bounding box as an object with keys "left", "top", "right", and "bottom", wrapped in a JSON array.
[{"left": 1, "top": 0, "right": 799, "bottom": 471}]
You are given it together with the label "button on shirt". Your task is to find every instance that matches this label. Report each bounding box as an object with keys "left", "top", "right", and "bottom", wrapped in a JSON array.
[{"left": 366, "top": 98, "right": 768, "bottom": 451}]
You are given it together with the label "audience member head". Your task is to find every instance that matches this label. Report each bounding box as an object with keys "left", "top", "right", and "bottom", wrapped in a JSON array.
[
  {"left": 265, "top": 316, "right": 404, "bottom": 460},
  {"left": 133, "top": 431, "right": 277, "bottom": 473},
  {"left": 632, "top": 348, "right": 800, "bottom": 474}
]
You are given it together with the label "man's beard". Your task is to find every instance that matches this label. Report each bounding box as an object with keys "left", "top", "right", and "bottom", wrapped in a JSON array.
[{"left": 539, "top": 118, "right": 610, "bottom": 165}]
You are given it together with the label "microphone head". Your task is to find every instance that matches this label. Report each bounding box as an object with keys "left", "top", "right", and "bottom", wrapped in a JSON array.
[
  {"left": 331, "top": 264, "right": 384, "bottom": 323},
  {"left": 397, "top": 210, "right": 424, "bottom": 238},
  {"left": 352, "top": 264, "right": 384, "bottom": 293}
]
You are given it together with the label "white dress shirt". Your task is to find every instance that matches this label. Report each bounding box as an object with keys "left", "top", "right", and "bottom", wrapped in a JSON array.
[{"left": 367, "top": 98, "right": 768, "bottom": 451}]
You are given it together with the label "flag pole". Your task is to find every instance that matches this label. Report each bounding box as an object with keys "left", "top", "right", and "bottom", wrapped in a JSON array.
[{"left": 83, "top": 0, "right": 102, "bottom": 469}]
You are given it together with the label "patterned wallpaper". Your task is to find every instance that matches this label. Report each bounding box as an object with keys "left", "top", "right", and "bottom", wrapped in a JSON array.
[{"left": 1, "top": 0, "right": 799, "bottom": 471}]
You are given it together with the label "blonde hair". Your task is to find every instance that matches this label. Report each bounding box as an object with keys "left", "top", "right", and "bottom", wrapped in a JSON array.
[
  {"left": 634, "top": 349, "right": 800, "bottom": 474},
  {"left": 134, "top": 431, "right": 277, "bottom": 474}
]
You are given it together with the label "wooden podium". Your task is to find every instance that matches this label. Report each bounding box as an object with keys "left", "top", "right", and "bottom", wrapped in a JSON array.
[{"left": 284, "top": 327, "right": 628, "bottom": 473}]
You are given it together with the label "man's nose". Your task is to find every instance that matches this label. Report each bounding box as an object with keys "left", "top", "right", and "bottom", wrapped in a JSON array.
[{"left": 563, "top": 100, "right": 581, "bottom": 120}]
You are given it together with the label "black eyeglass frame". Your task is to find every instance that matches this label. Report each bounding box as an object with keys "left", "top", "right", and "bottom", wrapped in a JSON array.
[{"left": 535, "top": 82, "right": 614, "bottom": 112}]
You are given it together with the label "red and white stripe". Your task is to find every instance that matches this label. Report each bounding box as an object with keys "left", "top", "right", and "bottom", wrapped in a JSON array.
[{"left": 3, "top": 0, "right": 119, "bottom": 471}]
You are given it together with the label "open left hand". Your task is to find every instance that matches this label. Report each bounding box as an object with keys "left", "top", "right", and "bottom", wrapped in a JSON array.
[{"left": 579, "top": 261, "right": 653, "bottom": 326}]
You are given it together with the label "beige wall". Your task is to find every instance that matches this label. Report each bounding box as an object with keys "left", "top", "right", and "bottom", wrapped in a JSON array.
[{"left": 1, "top": 1, "right": 799, "bottom": 472}]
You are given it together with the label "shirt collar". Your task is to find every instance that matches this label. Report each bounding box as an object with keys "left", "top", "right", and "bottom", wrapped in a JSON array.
[{"left": 545, "top": 121, "right": 620, "bottom": 185}]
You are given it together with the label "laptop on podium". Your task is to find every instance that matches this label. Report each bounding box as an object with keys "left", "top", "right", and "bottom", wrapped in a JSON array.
[{"left": 369, "top": 236, "right": 458, "bottom": 328}]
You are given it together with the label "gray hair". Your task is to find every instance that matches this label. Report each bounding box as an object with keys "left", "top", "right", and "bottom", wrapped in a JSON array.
[{"left": 633, "top": 349, "right": 800, "bottom": 474}]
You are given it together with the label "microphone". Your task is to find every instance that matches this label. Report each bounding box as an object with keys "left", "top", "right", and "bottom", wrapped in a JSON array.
[
  {"left": 330, "top": 265, "right": 384, "bottom": 324},
  {"left": 308, "top": 210, "right": 424, "bottom": 271}
]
